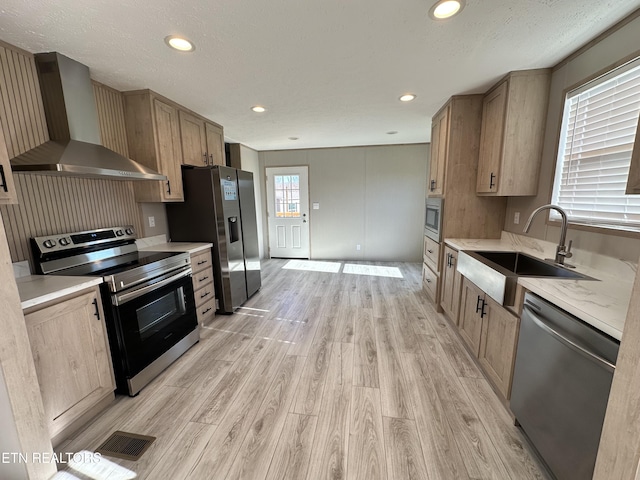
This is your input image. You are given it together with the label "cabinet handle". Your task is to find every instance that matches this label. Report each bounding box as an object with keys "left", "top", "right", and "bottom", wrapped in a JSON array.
[
  {"left": 210, "top": 154, "right": 214, "bottom": 165},
  {"left": 480, "top": 299, "right": 487, "bottom": 319},
  {"left": 202, "top": 307, "right": 212, "bottom": 315},
  {"left": 92, "top": 298, "right": 101, "bottom": 320},
  {"left": 426, "top": 278, "right": 431, "bottom": 283},
  {"left": 427, "top": 249, "right": 434, "bottom": 254},
  {"left": 200, "top": 275, "right": 209, "bottom": 282},
  {"left": 430, "top": 179, "right": 436, "bottom": 191},
  {"left": 0, "top": 165, "right": 7, "bottom": 193},
  {"left": 197, "top": 260, "right": 207, "bottom": 265},
  {"left": 200, "top": 291, "right": 211, "bottom": 299},
  {"left": 489, "top": 172, "right": 496, "bottom": 189},
  {"left": 476, "top": 296, "right": 483, "bottom": 314},
  {"left": 167, "top": 180, "right": 172, "bottom": 195},
  {"left": 203, "top": 153, "right": 209, "bottom": 166}
]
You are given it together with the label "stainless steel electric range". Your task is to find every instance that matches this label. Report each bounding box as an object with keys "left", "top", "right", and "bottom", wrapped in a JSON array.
[{"left": 31, "top": 226, "right": 199, "bottom": 396}]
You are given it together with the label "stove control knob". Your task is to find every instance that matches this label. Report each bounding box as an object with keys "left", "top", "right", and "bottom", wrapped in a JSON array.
[
  {"left": 116, "top": 230, "right": 124, "bottom": 236},
  {"left": 59, "top": 237, "right": 70, "bottom": 246},
  {"left": 43, "top": 239, "right": 56, "bottom": 249},
  {"left": 125, "top": 228, "right": 134, "bottom": 236}
]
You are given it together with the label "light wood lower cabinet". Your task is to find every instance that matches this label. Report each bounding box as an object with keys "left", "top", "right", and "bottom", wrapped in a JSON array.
[
  {"left": 458, "top": 277, "right": 519, "bottom": 399},
  {"left": 459, "top": 277, "right": 485, "bottom": 355},
  {"left": 191, "top": 249, "right": 216, "bottom": 324},
  {"left": 478, "top": 295, "right": 519, "bottom": 399},
  {"left": 24, "top": 286, "right": 115, "bottom": 444},
  {"left": 440, "top": 246, "right": 462, "bottom": 324},
  {"left": 422, "top": 262, "right": 439, "bottom": 304}
]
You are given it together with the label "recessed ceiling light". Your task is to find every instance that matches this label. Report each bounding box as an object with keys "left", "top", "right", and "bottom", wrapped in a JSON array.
[
  {"left": 164, "top": 35, "right": 195, "bottom": 52},
  {"left": 429, "top": 0, "right": 465, "bottom": 20},
  {"left": 399, "top": 94, "right": 416, "bottom": 102},
  {"left": 288, "top": 137, "right": 299, "bottom": 140},
  {"left": 387, "top": 131, "right": 398, "bottom": 135},
  {"left": 251, "top": 105, "right": 266, "bottom": 113}
]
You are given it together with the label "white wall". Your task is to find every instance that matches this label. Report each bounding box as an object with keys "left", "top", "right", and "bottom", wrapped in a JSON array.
[
  {"left": 238, "top": 145, "right": 266, "bottom": 259},
  {"left": 259, "top": 144, "right": 429, "bottom": 262},
  {"left": 505, "top": 16, "right": 640, "bottom": 262}
]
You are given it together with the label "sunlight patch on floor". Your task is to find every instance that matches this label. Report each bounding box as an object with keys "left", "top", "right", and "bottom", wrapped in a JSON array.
[
  {"left": 282, "top": 259, "right": 342, "bottom": 273},
  {"left": 52, "top": 451, "right": 137, "bottom": 480},
  {"left": 343, "top": 264, "right": 403, "bottom": 278}
]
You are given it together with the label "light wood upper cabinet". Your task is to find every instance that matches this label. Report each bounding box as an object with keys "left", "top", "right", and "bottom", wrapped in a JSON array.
[
  {"left": 625, "top": 113, "right": 640, "bottom": 194},
  {"left": 428, "top": 105, "right": 449, "bottom": 196},
  {"left": 440, "top": 246, "right": 461, "bottom": 324},
  {"left": 179, "top": 112, "right": 225, "bottom": 167},
  {"left": 179, "top": 111, "right": 208, "bottom": 167},
  {"left": 0, "top": 131, "right": 17, "bottom": 204},
  {"left": 205, "top": 122, "right": 225, "bottom": 166},
  {"left": 478, "top": 294, "right": 519, "bottom": 399},
  {"left": 123, "top": 90, "right": 184, "bottom": 202},
  {"left": 476, "top": 69, "right": 551, "bottom": 196},
  {"left": 24, "top": 286, "right": 115, "bottom": 442}
]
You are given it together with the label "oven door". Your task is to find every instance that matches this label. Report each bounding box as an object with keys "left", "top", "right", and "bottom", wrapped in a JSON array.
[
  {"left": 425, "top": 202, "right": 442, "bottom": 241},
  {"left": 110, "top": 270, "right": 197, "bottom": 378}
]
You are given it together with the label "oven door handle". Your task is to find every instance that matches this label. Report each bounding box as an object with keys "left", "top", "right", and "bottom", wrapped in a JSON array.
[{"left": 113, "top": 268, "right": 192, "bottom": 305}]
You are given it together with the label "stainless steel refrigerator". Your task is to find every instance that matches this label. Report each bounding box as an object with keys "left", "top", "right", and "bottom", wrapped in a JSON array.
[{"left": 166, "top": 165, "right": 261, "bottom": 313}]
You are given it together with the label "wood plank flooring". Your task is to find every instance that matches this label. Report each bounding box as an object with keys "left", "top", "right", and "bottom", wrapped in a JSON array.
[{"left": 57, "top": 259, "right": 550, "bottom": 480}]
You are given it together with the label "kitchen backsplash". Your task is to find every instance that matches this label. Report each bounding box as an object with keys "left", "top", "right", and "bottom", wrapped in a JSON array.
[{"left": 0, "top": 172, "right": 143, "bottom": 265}]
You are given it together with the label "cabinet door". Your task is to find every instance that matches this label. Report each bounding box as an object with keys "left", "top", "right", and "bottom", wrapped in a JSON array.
[
  {"left": 205, "top": 122, "right": 226, "bottom": 166},
  {"left": 428, "top": 106, "right": 449, "bottom": 196},
  {"left": 154, "top": 99, "right": 184, "bottom": 201},
  {"left": 477, "top": 81, "right": 507, "bottom": 193},
  {"left": 25, "top": 288, "right": 115, "bottom": 438},
  {"left": 179, "top": 111, "right": 207, "bottom": 167},
  {"left": 458, "top": 277, "right": 484, "bottom": 355},
  {"left": 422, "top": 262, "right": 438, "bottom": 304},
  {"left": 478, "top": 296, "right": 519, "bottom": 399},
  {"left": 441, "top": 247, "right": 461, "bottom": 324},
  {"left": 0, "top": 131, "right": 17, "bottom": 204}
]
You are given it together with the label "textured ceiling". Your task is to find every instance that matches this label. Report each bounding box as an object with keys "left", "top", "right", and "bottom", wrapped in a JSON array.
[{"left": 1, "top": 0, "right": 639, "bottom": 150}]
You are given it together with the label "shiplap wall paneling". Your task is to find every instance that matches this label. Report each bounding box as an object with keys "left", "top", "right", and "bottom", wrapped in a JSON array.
[
  {"left": 0, "top": 41, "right": 48, "bottom": 158},
  {"left": 0, "top": 173, "right": 143, "bottom": 263},
  {"left": 92, "top": 81, "right": 130, "bottom": 157}
]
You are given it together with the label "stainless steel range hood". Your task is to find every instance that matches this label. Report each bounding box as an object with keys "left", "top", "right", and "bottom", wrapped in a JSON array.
[{"left": 10, "top": 52, "right": 166, "bottom": 181}]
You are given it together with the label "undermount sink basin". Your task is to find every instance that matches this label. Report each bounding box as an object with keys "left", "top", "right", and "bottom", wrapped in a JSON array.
[{"left": 457, "top": 250, "right": 595, "bottom": 306}]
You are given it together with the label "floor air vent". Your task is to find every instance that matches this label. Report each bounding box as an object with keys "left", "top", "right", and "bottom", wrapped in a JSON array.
[{"left": 96, "top": 431, "right": 156, "bottom": 461}]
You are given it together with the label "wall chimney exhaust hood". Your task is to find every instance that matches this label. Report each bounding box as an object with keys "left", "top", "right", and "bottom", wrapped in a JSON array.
[{"left": 10, "top": 52, "right": 166, "bottom": 181}]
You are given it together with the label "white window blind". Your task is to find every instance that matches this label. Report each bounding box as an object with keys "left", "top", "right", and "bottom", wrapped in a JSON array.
[{"left": 551, "top": 58, "right": 640, "bottom": 230}]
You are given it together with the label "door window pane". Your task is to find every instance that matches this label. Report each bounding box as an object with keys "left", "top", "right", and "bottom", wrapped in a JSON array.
[{"left": 274, "top": 174, "right": 301, "bottom": 217}]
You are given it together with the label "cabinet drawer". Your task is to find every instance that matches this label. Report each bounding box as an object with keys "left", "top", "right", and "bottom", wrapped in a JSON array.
[
  {"left": 194, "top": 283, "right": 215, "bottom": 308},
  {"left": 422, "top": 263, "right": 439, "bottom": 303},
  {"left": 191, "top": 250, "right": 212, "bottom": 274},
  {"left": 423, "top": 236, "right": 440, "bottom": 272},
  {"left": 196, "top": 296, "right": 216, "bottom": 323},
  {"left": 193, "top": 267, "right": 214, "bottom": 290}
]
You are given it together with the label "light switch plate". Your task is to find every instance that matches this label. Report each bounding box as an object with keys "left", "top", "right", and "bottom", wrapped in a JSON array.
[
  {"left": 313, "top": 202, "right": 320, "bottom": 210},
  {"left": 148, "top": 216, "right": 156, "bottom": 228}
]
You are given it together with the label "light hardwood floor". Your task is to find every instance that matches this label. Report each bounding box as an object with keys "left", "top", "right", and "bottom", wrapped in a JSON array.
[{"left": 57, "top": 259, "right": 550, "bottom": 480}]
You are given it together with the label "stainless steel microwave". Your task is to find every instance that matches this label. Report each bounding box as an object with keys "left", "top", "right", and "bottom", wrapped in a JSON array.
[{"left": 425, "top": 197, "right": 443, "bottom": 242}]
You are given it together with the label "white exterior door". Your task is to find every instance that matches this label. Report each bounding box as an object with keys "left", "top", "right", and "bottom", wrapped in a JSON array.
[{"left": 266, "top": 166, "right": 310, "bottom": 258}]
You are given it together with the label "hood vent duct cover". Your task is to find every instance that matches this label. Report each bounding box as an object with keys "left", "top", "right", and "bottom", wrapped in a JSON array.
[{"left": 10, "top": 52, "right": 166, "bottom": 181}]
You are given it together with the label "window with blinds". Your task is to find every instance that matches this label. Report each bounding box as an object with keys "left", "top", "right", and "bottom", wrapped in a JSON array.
[{"left": 551, "top": 58, "right": 640, "bottom": 230}]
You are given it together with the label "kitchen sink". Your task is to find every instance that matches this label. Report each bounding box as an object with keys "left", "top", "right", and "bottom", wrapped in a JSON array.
[{"left": 457, "top": 250, "right": 595, "bottom": 306}]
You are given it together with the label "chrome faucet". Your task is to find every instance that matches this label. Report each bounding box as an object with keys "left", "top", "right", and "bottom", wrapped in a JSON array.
[{"left": 523, "top": 204, "right": 573, "bottom": 266}]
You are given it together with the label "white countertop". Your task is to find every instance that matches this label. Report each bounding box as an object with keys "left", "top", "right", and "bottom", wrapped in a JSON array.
[
  {"left": 17, "top": 275, "right": 103, "bottom": 310},
  {"left": 445, "top": 233, "right": 635, "bottom": 341},
  {"left": 139, "top": 242, "right": 213, "bottom": 255}
]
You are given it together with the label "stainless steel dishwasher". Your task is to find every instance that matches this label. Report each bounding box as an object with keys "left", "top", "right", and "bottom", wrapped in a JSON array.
[{"left": 510, "top": 292, "right": 619, "bottom": 480}]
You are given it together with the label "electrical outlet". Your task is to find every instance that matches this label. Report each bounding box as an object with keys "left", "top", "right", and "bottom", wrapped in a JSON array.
[
  {"left": 514, "top": 212, "right": 520, "bottom": 225},
  {"left": 356, "top": 244, "right": 361, "bottom": 251},
  {"left": 148, "top": 216, "right": 156, "bottom": 228}
]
